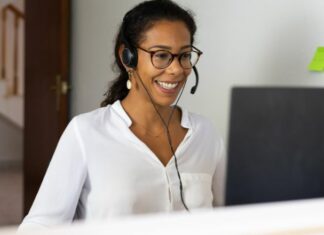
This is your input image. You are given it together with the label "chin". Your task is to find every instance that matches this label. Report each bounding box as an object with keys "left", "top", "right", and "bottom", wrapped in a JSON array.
[
  {"left": 154, "top": 96, "right": 179, "bottom": 108},
  {"left": 151, "top": 81, "right": 185, "bottom": 107}
]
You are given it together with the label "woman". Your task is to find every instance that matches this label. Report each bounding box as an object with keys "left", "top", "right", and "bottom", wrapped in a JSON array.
[{"left": 19, "top": 0, "right": 225, "bottom": 230}]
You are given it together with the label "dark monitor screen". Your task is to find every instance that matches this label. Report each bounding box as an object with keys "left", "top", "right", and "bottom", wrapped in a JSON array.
[{"left": 226, "top": 87, "right": 324, "bottom": 206}]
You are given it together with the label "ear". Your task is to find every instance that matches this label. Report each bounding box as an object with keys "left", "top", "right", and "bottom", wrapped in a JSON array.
[{"left": 118, "top": 44, "right": 130, "bottom": 71}]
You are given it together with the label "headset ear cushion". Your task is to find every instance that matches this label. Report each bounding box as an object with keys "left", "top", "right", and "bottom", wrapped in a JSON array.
[{"left": 122, "top": 47, "right": 137, "bottom": 68}]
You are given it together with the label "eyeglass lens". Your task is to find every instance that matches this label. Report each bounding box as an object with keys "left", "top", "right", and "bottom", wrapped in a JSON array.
[{"left": 152, "top": 50, "right": 200, "bottom": 69}]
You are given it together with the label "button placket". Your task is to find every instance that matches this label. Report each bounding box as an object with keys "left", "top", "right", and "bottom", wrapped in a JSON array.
[{"left": 164, "top": 168, "right": 173, "bottom": 211}]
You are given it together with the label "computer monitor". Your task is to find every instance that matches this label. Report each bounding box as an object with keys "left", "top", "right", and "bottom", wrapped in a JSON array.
[{"left": 226, "top": 87, "right": 324, "bottom": 205}]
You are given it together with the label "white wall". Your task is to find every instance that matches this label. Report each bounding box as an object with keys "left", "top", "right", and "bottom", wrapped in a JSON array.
[{"left": 71, "top": 0, "right": 324, "bottom": 145}]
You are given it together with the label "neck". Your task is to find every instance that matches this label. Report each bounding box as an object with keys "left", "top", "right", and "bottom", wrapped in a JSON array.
[{"left": 121, "top": 94, "right": 179, "bottom": 130}]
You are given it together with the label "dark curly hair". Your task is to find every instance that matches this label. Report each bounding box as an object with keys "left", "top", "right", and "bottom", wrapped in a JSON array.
[{"left": 100, "top": 0, "right": 197, "bottom": 106}]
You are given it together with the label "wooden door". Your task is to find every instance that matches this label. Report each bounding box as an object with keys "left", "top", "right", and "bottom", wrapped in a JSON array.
[{"left": 23, "top": 0, "right": 70, "bottom": 215}]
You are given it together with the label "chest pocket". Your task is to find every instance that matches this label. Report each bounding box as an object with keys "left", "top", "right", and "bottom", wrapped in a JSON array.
[{"left": 180, "top": 173, "right": 213, "bottom": 208}]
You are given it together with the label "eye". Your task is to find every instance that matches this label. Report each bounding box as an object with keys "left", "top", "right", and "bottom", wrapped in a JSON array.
[
  {"left": 181, "top": 52, "right": 192, "bottom": 59},
  {"left": 153, "top": 51, "right": 171, "bottom": 60}
]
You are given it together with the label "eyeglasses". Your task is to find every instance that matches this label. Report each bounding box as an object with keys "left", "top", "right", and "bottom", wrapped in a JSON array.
[{"left": 137, "top": 46, "right": 203, "bottom": 69}]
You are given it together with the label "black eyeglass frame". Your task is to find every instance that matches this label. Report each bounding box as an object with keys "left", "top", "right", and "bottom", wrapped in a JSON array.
[{"left": 137, "top": 46, "right": 203, "bottom": 69}]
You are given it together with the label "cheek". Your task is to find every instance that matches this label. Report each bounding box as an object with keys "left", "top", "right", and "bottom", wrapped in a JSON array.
[
  {"left": 184, "top": 69, "right": 192, "bottom": 78},
  {"left": 137, "top": 60, "right": 164, "bottom": 81},
  {"left": 137, "top": 55, "right": 158, "bottom": 76},
  {"left": 140, "top": 67, "right": 164, "bottom": 82}
]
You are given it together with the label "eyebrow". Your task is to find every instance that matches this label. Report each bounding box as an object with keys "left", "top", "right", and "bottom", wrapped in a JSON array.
[{"left": 148, "top": 45, "right": 192, "bottom": 50}]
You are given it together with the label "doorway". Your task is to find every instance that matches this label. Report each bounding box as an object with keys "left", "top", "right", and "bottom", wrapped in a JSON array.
[{"left": 0, "top": 0, "right": 70, "bottom": 226}]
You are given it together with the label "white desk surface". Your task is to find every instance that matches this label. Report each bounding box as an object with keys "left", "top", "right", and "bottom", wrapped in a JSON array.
[{"left": 2, "top": 198, "right": 324, "bottom": 235}]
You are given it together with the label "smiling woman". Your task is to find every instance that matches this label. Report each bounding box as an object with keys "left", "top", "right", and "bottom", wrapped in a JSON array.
[{"left": 18, "top": 0, "right": 225, "bottom": 230}]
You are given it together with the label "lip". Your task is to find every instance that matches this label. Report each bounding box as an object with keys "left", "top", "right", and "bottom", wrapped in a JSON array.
[
  {"left": 154, "top": 80, "right": 182, "bottom": 94},
  {"left": 155, "top": 79, "right": 182, "bottom": 83}
]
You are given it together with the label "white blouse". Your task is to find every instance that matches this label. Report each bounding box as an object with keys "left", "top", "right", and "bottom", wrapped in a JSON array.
[{"left": 19, "top": 100, "right": 225, "bottom": 230}]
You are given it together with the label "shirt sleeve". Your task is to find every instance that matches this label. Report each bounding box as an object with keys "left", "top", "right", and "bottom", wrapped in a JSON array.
[
  {"left": 212, "top": 137, "right": 226, "bottom": 207},
  {"left": 18, "top": 118, "right": 87, "bottom": 231}
]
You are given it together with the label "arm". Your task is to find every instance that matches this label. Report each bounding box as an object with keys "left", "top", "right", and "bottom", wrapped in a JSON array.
[{"left": 18, "top": 118, "right": 87, "bottom": 230}]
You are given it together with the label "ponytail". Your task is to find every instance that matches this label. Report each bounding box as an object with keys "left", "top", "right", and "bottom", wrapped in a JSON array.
[{"left": 100, "top": 70, "right": 129, "bottom": 107}]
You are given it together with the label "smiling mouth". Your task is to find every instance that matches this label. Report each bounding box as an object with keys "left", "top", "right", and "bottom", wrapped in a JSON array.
[{"left": 155, "top": 81, "right": 179, "bottom": 90}]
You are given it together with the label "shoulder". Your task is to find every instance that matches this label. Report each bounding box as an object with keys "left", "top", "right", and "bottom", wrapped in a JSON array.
[
  {"left": 54, "top": 107, "right": 109, "bottom": 143},
  {"left": 187, "top": 111, "right": 219, "bottom": 136},
  {"left": 72, "top": 106, "right": 109, "bottom": 124},
  {"left": 187, "top": 111, "right": 223, "bottom": 149},
  {"left": 71, "top": 104, "right": 120, "bottom": 128},
  {"left": 188, "top": 112, "right": 215, "bottom": 129}
]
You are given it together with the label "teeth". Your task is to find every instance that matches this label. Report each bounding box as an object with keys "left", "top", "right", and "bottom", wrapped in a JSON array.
[{"left": 157, "top": 81, "right": 178, "bottom": 90}]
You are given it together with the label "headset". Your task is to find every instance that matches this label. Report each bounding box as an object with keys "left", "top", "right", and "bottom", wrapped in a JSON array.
[
  {"left": 121, "top": 39, "right": 199, "bottom": 95},
  {"left": 120, "top": 18, "right": 201, "bottom": 212}
]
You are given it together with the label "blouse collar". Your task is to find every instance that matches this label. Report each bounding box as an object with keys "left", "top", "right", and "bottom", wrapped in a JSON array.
[{"left": 111, "top": 100, "right": 191, "bottom": 129}]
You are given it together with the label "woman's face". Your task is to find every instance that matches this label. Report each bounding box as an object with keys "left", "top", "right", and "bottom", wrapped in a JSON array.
[{"left": 134, "top": 20, "right": 192, "bottom": 107}]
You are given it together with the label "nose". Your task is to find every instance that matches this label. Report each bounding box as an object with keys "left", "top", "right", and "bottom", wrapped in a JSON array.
[{"left": 166, "top": 56, "right": 184, "bottom": 75}]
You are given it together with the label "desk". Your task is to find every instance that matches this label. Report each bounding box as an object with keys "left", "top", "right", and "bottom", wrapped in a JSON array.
[{"left": 2, "top": 198, "right": 324, "bottom": 235}]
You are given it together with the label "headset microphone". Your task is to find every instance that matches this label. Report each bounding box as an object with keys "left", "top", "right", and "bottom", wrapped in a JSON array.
[{"left": 190, "top": 66, "right": 199, "bottom": 94}]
